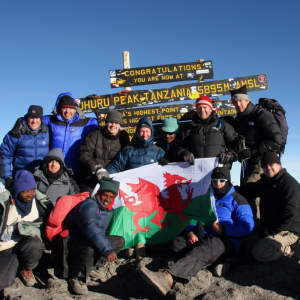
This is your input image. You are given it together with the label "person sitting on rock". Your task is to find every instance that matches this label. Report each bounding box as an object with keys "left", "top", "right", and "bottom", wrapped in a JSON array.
[
  {"left": 65, "top": 177, "right": 125, "bottom": 295},
  {"left": 236, "top": 151, "right": 300, "bottom": 262},
  {"left": 0, "top": 170, "right": 52, "bottom": 290},
  {"left": 156, "top": 116, "right": 179, "bottom": 165},
  {"left": 107, "top": 117, "right": 165, "bottom": 174},
  {"left": 33, "top": 148, "right": 80, "bottom": 206},
  {"left": 139, "top": 167, "right": 254, "bottom": 296}
]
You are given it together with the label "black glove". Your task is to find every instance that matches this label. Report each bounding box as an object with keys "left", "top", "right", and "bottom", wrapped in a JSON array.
[
  {"left": 9, "top": 117, "right": 23, "bottom": 138},
  {"left": 183, "top": 153, "right": 195, "bottom": 165},
  {"left": 5, "top": 177, "right": 14, "bottom": 190},
  {"left": 238, "top": 148, "right": 257, "bottom": 162},
  {"left": 159, "top": 158, "right": 169, "bottom": 166},
  {"left": 219, "top": 152, "right": 234, "bottom": 165}
]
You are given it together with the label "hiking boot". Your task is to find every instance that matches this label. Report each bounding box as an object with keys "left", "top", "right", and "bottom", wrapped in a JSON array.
[
  {"left": 291, "top": 238, "right": 300, "bottom": 261},
  {"left": 69, "top": 278, "right": 88, "bottom": 295},
  {"left": 139, "top": 267, "right": 173, "bottom": 296},
  {"left": 19, "top": 269, "right": 36, "bottom": 287},
  {"left": 213, "top": 262, "right": 230, "bottom": 277},
  {"left": 136, "top": 243, "right": 146, "bottom": 259}
]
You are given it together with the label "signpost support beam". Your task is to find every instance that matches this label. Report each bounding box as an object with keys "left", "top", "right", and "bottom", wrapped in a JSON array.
[{"left": 123, "top": 51, "right": 131, "bottom": 92}]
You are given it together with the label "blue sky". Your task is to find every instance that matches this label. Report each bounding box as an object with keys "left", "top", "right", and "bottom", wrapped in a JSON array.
[{"left": 1, "top": 0, "right": 299, "bottom": 184}]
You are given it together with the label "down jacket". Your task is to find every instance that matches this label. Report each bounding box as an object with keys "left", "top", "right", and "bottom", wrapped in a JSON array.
[
  {"left": 231, "top": 102, "right": 282, "bottom": 165},
  {"left": 173, "top": 111, "right": 237, "bottom": 163},
  {"left": 42, "top": 93, "right": 98, "bottom": 174},
  {"left": 107, "top": 117, "right": 165, "bottom": 174},
  {"left": 33, "top": 148, "right": 80, "bottom": 206},
  {"left": 0, "top": 121, "right": 50, "bottom": 179},
  {"left": 65, "top": 198, "right": 113, "bottom": 256},
  {"left": 79, "top": 126, "right": 129, "bottom": 188},
  {"left": 236, "top": 168, "right": 300, "bottom": 236},
  {"left": 187, "top": 185, "right": 254, "bottom": 252}
]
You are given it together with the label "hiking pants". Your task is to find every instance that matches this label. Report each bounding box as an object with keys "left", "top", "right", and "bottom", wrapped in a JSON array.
[
  {"left": 0, "top": 237, "right": 45, "bottom": 290},
  {"left": 68, "top": 235, "right": 125, "bottom": 280},
  {"left": 252, "top": 231, "right": 299, "bottom": 262},
  {"left": 168, "top": 234, "right": 236, "bottom": 281}
]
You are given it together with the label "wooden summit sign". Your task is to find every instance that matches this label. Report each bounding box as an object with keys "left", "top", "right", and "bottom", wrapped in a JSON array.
[
  {"left": 80, "top": 74, "right": 268, "bottom": 113},
  {"left": 97, "top": 100, "right": 237, "bottom": 127},
  {"left": 109, "top": 61, "right": 213, "bottom": 88}
]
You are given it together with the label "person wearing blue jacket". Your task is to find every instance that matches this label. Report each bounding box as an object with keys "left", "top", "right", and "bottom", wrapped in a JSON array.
[
  {"left": 139, "top": 167, "right": 254, "bottom": 296},
  {"left": 9, "top": 93, "right": 98, "bottom": 184},
  {"left": 42, "top": 93, "right": 98, "bottom": 183},
  {"left": 65, "top": 177, "right": 125, "bottom": 295},
  {"left": 107, "top": 117, "right": 165, "bottom": 174},
  {"left": 0, "top": 105, "right": 50, "bottom": 190}
]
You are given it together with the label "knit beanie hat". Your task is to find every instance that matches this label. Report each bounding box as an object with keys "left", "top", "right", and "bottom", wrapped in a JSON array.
[
  {"left": 261, "top": 151, "right": 281, "bottom": 167},
  {"left": 230, "top": 85, "right": 250, "bottom": 102},
  {"left": 211, "top": 167, "right": 231, "bottom": 182},
  {"left": 13, "top": 170, "right": 36, "bottom": 199},
  {"left": 106, "top": 110, "right": 123, "bottom": 126},
  {"left": 99, "top": 177, "right": 120, "bottom": 195},
  {"left": 59, "top": 96, "right": 77, "bottom": 109},
  {"left": 162, "top": 117, "right": 179, "bottom": 133},
  {"left": 27, "top": 105, "right": 43, "bottom": 118},
  {"left": 195, "top": 96, "right": 213, "bottom": 110}
]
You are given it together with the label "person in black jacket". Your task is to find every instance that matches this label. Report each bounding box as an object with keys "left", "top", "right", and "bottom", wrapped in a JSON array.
[
  {"left": 236, "top": 151, "right": 300, "bottom": 262},
  {"left": 156, "top": 116, "right": 179, "bottom": 165},
  {"left": 230, "top": 85, "right": 282, "bottom": 185},
  {"left": 78, "top": 111, "right": 129, "bottom": 193},
  {"left": 172, "top": 96, "right": 238, "bottom": 167}
]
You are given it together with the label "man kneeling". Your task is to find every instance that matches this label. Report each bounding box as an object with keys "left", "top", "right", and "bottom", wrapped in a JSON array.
[
  {"left": 65, "top": 177, "right": 125, "bottom": 295},
  {"left": 139, "top": 167, "right": 254, "bottom": 296}
]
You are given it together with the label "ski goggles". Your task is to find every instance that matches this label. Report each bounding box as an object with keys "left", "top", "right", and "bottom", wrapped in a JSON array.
[{"left": 212, "top": 179, "right": 228, "bottom": 183}]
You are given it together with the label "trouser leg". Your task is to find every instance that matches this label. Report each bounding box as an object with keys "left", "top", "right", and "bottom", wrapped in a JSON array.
[
  {"left": 252, "top": 231, "right": 299, "bottom": 262},
  {"left": 16, "top": 237, "right": 45, "bottom": 270},
  {"left": 0, "top": 247, "right": 19, "bottom": 290},
  {"left": 68, "top": 238, "right": 99, "bottom": 281},
  {"left": 168, "top": 235, "right": 236, "bottom": 281},
  {"left": 240, "top": 164, "right": 262, "bottom": 261}
]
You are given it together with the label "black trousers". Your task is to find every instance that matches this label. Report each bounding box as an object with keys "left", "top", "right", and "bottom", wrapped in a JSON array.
[
  {"left": 168, "top": 234, "right": 236, "bottom": 281},
  {"left": 0, "top": 236, "right": 45, "bottom": 290},
  {"left": 68, "top": 235, "right": 125, "bottom": 280}
]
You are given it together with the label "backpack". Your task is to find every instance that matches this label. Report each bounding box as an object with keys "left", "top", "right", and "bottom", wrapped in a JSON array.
[
  {"left": 256, "top": 98, "right": 288, "bottom": 153},
  {"left": 45, "top": 192, "right": 89, "bottom": 241}
]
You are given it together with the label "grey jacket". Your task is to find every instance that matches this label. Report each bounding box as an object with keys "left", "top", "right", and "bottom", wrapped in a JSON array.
[{"left": 33, "top": 148, "right": 80, "bottom": 205}]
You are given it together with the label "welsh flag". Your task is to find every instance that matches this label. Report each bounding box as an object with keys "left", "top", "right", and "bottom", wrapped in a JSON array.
[{"left": 106, "top": 158, "right": 219, "bottom": 249}]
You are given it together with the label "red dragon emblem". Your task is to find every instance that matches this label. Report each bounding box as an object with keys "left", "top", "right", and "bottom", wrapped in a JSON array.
[{"left": 119, "top": 172, "right": 194, "bottom": 234}]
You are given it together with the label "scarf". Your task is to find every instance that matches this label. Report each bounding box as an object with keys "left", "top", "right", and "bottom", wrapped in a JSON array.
[{"left": 14, "top": 194, "right": 34, "bottom": 217}]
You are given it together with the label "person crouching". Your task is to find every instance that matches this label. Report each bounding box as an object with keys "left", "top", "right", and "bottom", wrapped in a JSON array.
[{"left": 65, "top": 177, "right": 125, "bottom": 295}]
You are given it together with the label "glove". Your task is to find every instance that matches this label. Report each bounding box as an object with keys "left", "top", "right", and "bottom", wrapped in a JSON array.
[
  {"left": 5, "top": 177, "right": 14, "bottom": 190},
  {"left": 183, "top": 153, "right": 195, "bottom": 165},
  {"left": 219, "top": 152, "right": 234, "bottom": 165},
  {"left": 96, "top": 168, "right": 109, "bottom": 181},
  {"left": 9, "top": 117, "right": 23, "bottom": 138},
  {"left": 159, "top": 158, "right": 169, "bottom": 166},
  {"left": 238, "top": 148, "right": 257, "bottom": 162}
]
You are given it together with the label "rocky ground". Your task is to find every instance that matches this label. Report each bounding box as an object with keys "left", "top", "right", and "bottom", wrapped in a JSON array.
[{"left": 2, "top": 246, "right": 300, "bottom": 300}]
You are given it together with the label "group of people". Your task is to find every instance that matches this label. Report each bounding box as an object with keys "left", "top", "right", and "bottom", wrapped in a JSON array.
[{"left": 0, "top": 86, "right": 299, "bottom": 296}]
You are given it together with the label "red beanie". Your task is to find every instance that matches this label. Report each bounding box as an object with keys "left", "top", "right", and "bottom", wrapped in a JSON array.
[{"left": 195, "top": 96, "right": 212, "bottom": 110}]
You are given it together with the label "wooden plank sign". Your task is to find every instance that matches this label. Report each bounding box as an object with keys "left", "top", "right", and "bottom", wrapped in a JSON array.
[
  {"left": 109, "top": 61, "right": 213, "bottom": 88},
  {"left": 80, "top": 74, "right": 268, "bottom": 113},
  {"left": 97, "top": 100, "right": 237, "bottom": 127}
]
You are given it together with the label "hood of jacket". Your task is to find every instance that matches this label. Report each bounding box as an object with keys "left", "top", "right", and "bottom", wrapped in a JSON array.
[
  {"left": 44, "top": 148, "right": 66, "bottom": 166},
  {"left": 135, "top": 117, "right": 155, "bottom": 148}
]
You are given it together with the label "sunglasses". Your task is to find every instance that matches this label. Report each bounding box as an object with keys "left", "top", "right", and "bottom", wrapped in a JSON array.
[{"left": 212, "top": 179, "right": 228, "bottom": 183}]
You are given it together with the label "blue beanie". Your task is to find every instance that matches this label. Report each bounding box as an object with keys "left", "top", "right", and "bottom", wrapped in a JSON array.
[{"left": 13, "top": 170, "right": 36, "bottom": 199}]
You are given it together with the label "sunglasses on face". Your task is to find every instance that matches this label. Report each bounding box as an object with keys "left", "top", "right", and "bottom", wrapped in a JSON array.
[{"left": 212, "top": 179, "right": 228, "bottom": 183}]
